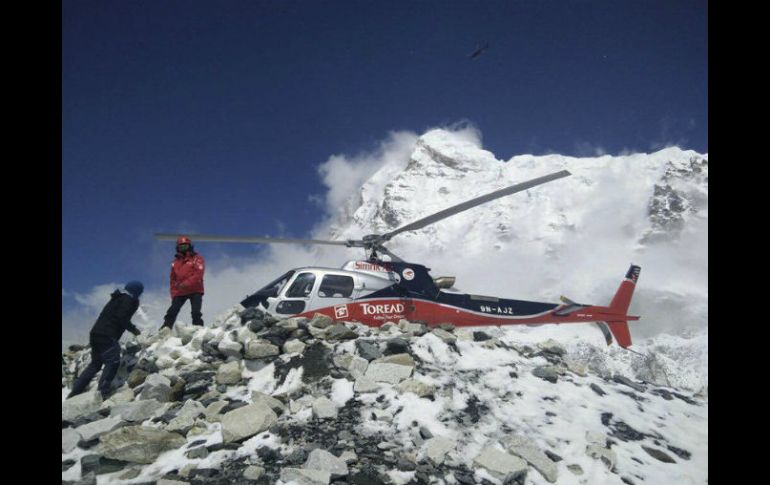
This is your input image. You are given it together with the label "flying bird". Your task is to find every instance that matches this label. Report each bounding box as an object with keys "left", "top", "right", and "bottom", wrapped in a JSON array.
[{"left": 469, "top": 42, "right": 489, "bottom": 59}]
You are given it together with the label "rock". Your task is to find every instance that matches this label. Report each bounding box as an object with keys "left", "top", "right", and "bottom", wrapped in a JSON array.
[
  {"left": 364, "top": 362, "right": 413, "bottom": 384},
  {"left": 248, "top": 319, "right": 266, "bottom": 333},
  {"left": 532, "top": 365, "right": 563, "bottom": 383},
  {"left": 590, "top": 383, "right": 607, "bottom": 396},
  {"left": 157, "top": 480, "right": 190, "bottom": 485},
  {"left": 175, "top": 324, "right": 199, "bottom": 345},
  {"left": 309, "top": 313, "right": 334, "bottom": 329},
  {"left": 437, "top": 323, "right": 455, "bottom": 332},
  {"left": 243, "top": 465, "right": 265, "bottom": 480},
  {"left": 308, "top": 325, "right": 330, "bottom": 339},
  {"left": 216, "top": 361, "right": 242, "bottom": 385},
  {"left": 62, "top": 427, "right": 81, "bottom": 453},
  {"left": 80, "top": 454, "right": 130, "bottom": 475},
  {"left": 251, "top": 391, "right": 287, "bottom": 415},
  {"left": 397, "top": 379, "right": 436, "bottom": 398},
  {"left": 166, "top": 415, "right": 196, "bottom": 434},
  {"left": 217, "top": 339, "right": 243, "bottom": 358},
  {"left": 97, "top": 426, "right": 186, "bottom": 464},
  {"left": 289, "top": 395, "right": 315, "bottom": 413},
  {"left": 613, "top": 375, "right": 646, "bottom": 393},
  {"left": 76, "top": 416, "right": 125, "bottom": 441},
  {"left": 419, "top": 427, "right": 433, "bottom": 439},
  {"left": 356, "top": 340, "right": 382, "bottom": 361},
  {"left": 280, "top": 467, "right": 331, "bottom": 485},
  {"left": 538, "top": 339, "right": 566, "bottom": 356},
  {"left": 304, "top": 448, "right": 349, "bottom": 478},
  {"left": 567, "top": 464, "right": 584, "bottom": 475},
  {"left": 339, "top": 450, "right": 357, "bottom": 464},
  {"left": 156, "top": 356, "right": 176, "bottom": 369},
  {"left": 62, "top": 391, "right": 103, "bottom": 422},
  {"left": 473, "top": 331, "right": 493, "bottom": 341},
  {"left": 431, "top": 328, "right": 457, "bottom": 344},
  {"left": 565, "top": 358, "right": 587, "bottom": 376},
  {"left": 111, "top": 399, "right": 166, "bottom": 422},
  {"left": 101, "top": 387, "right": 135, "bottom": 408},
  {"left": 126, "top": 369, "right": 149, "bottom": 388},
  {"left": 373, "top": 353, "right": 415, "bottom": 367},
  {"left": 326, "top": 324, "right": 358, "bottom": 340},
  {"left": 283, "top": 339, "right": 307, "bottom": 354},
  {"left": 385, "top": 337, "right": 410, "bottom": 354},
  {"left": 504, "top": 435, "right": 558, "bottom": 483},
  {"left": 473, "top": 446, "right": 528, "bottom": 482},
  {"left": 348, "top": 356, "right": 369, "bottom": 380},
  {"left": 642, "top": 446, "right": 677, "bottom": 463},
  {"left": 245, "top": 340, "right": 280, "bottom": 359},
  {"left": 117, "top": 468, "right": 141, "bottom": 480},
  {"left": 186, "top": 446, "right": 209, "bottom": 459},
  {"left": 353, "top": 375, "right": 379, "bottom": 393},
  {"left": 586, "top": 444, "right": 617, "bottom": 469},
  {"left": 422, "top": 437, "right": 456, "bottom": 465},
  {"left": 398, "top": 320, "right": 427, "bottom": 335},
  {"left": 221, "top": 401, "right": 278, "bottom": 443},
  {"left": 140, "top": 373, "right": 173, "bottom": 402},
  {"left": 176, "top": 399, "right": 206, "bottom": 419},
  {"left": 312, "top": 397, "right": 338, "bottom": 419}
]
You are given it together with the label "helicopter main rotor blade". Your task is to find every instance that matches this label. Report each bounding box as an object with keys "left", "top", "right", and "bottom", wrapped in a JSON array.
[
  {"left": 382, "top": 170, "right": 571, "bottom": 239},
  {"left": 154, "top": 233, "right": 354, "bottom": 247},
  {"left": 378, "top": 247, "right": 405, "bottom": 263}
]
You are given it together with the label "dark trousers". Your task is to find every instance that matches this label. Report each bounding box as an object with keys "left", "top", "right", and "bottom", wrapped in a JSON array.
[
  {"left": 68, "top": 335, "right": 121, "bottom": 399},
  {"left": 163, "top": 293, "right": 204, "bottom": 329}
]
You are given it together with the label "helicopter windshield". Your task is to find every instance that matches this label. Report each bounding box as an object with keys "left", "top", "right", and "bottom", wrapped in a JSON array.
[{"left": 258, "top": 270, "right": 295, "bottom": 295}]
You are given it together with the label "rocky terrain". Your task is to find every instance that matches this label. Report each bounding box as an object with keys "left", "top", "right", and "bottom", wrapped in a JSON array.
[{"left": 62, "top": 307, "right": 708, "bottom": 484}]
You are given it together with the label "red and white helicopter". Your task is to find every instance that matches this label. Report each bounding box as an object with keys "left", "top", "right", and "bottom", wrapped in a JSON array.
[{"left": 156, "top": 170, "right": 640, "bottom": 348}]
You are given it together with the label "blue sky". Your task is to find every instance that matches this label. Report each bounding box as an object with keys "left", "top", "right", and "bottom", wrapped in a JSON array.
[{"left": 63, "top": 0, "right": 707, "bottom": 303}]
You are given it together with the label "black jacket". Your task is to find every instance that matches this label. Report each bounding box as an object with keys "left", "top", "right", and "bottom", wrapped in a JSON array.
[{"left": 90, "top": 290, "right": 141, "bottom": 340}]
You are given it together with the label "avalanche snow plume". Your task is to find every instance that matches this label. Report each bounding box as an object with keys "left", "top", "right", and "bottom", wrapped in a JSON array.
[{"left": 62, "top": 311, "right": 707, "bottom": 484}]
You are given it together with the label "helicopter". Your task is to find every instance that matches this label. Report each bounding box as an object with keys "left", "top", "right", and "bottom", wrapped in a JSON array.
[{"left": 156, "top": 170, "right": 640, "bottom": 348}]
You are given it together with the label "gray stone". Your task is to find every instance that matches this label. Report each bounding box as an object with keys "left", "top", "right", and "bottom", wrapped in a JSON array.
[
  {"left": 245, "top": 340, "right": 280, "bottom": 359},
  {"left": 304, "top": 448, "right": 349, "bottom": 478},
  {"left": 140, "top": 373, "right": 173, "bottom": 402},
  {"left": 217, "top": 339, "right": 243, "bottom": 358},
  {"left": 157, "top": 479, "right": 190, "bottom": 485},
  {"left": 355, "top": 341, "right": 382, "bottom": 361},
  {"left": 101, "top": 387, "right": 135, "bottom": 408},
  {"left": 532, "top": 365, "right": 563, "bottom": 383},
  {"left": 186, "top": 446, "right": 209, "bottom": 459},
  {"left": 372, "top": 353, "right": 415, "bottom": 367},
  {"left": 312, "top": 397, "right": 338, "bottom": 419},
  {"left": 221, "top": 401, "right": 278, "bottom": 443},
  {"left": 473, "top": 446, "right": 528, "bottom": 482},
  {"left": 422, "top": 437, "right": 456, "bottom": 465},
  {"left": 613, "top": 375, "right": 646, "bottom": 393},
  {"left": 127, "top": 369, "right": 149, "bottom": 388},
  {"left": 177, "top": 399, "right": 206, "bottom": 419},
  {"left": 76, "top": 416, "right": 125, "bottom": 442},
  {"left": 431, "top": 328, "right": 457, "bottom": 344},
  {"left": 62, "top": 391, "right": 102, "bottom": 422},
  {"left": 166, "top": 414, "right": 196, "bottom": 434},
  {"left": 289, "top": 395, "right": 315, "bottom": 413},
  {"left": 204, "top": 400, "right": 229, "bottom": 422},
  {"left": 339, "top": 450, "right": 357, "bottom": 464},
  {"left": 281, "top": 467, "right": 331, "bottom": 485},
  {"left": 307, "top": 325, "right": 330, "bottom": 339},
  {"left": 251, "top": 391, "right": 287, "bottom": 415},
  {"left": 397, "top": 379, "right": 436, "bottom": 398},
  {"left": 504, "top": 435, "right": 558, "bottom": 483},
  {"left": 365, "top": 362, "right": 413, "bottom": 384},
  {"left": 283, "top": 339, "right": 307, "bottom": 354},
  {"left": 97, "top": 426, "right": 186, "bottom": 464},
  {"left": 62, "top": 427, "right": 81, "bottom": 453},
  {"left": 353, "top": 376, "right": 379, "bottom": 393},
  {"left": 216, "top": 361, "right": 242, "bottom": 385},
  {"left": 309, "top": 313, "right": 334, "bottom": 329},
  {"left": 538, "top": 339, "right": 566, "bottom": 356},
  {"left": 243, "top": 465, "right": 265, "bottom": 480},
  {"left": 567, "top": 464, "right": 584, "bottom": 475},
  {"left": 326, "top": 324, "right": 358, "bottom": 341},
  {"left": 111, "top": 399, "right": 166, "bottom": 422},
  {"left": 348, "top": 356, "right": 369, "bottom": 380},
  {"left": 586, "top": 444, "right": 617, "bottom": 469}
]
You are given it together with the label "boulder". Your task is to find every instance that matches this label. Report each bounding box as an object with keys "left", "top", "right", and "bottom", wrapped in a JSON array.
[
  {"left": 431, "top": 328, "right": 457, "bottom": 344},
  {"left": 62, "top": 391, "right": 103, "bottom": 422},
  {"left": 312, "top": 397, "right": 338, "bottom": 419},
  {"left": 355, "top": 340, "right": 382, "bottom": 361},
  {"left": 586, "top": 444, "right": 617, "bottom": 469},
  {"left": 304, "top": 449, "right": 349, "bottom": 478},
  {"left": 126, "top": 369, "right": 149, "bottom": 388},
  {"left": 140, "top": 373, "right": 173, "bottom": 402},
  {"left": 372, "top": 353, "right": 415, "bottom": 367},
  {"left": 280, "top": 467, "right": 331, "bottom": 485},
  {"left": 309, "top": 313, "right": 333, "bottom": 329},
  {"left": 473, "top": 446, "right": 528, "bottom": 482},
  {"left": 251, "top": 391, "right": 287, "bottom": 415},
  {"left": 245, "top": 340, "right": 280, "bottom": 359},
  {"left": 532, "top": 365, "right": 563, "bottom": 383},
  {"left": 504, "top": 435, "right": 558, "bottom": 483},
  {"left": 166, "top": 415, "right": 196, "bottom": 434},
  {"left": 243, "top": 465, "right": 265, "bottom": 480},
  {"left": 220, "top": 401, "right": 278, "bottom": 443},
  {"left": 111, "top": 399, "right": 166, "bottom": 422},
  {"left": 216, "top": 361, "right": 242, "bottom": 385},
  {"left": 97, "top": 426, "right": 185, "bottom": 464},
  {"left": 397, "top": 379, "right": 436, "bottom": 398},
  {"left": 326, "top": 324, "right": 358, "bottom": 341},
  {"left": 176, "top": 399, "right": 206, "bottom": 419},
  {"left": 365, "top": 363, "right": 413, "bottom": 384},
  {"left": 76, "top": 416, "right": 125, "bottom": 442},
  {"left": 217, "top": 339, "right": 243, "bottom": 358},
  {"left": 283, "top": 339, "right": 307, "bottom": 354},
  {"left": 62, "top": 427, "right": 81, "bottom": 453},
  {"left": 422, "top": 437, "right": 456, "bottom": 465}
]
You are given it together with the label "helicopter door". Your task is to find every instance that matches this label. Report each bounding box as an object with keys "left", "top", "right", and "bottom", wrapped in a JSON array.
[
  {"left": 311, "top": 273, "right": 356, "bottom": 319},
  {"left": 274, "top": 272, "right": 317, "bottom": 315}
]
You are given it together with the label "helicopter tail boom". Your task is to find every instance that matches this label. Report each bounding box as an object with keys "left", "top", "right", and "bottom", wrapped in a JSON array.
[{"left": 604, "top": 265, "right": 641, "bottom": 348}]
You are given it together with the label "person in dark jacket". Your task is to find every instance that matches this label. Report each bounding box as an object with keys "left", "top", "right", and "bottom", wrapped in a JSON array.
[
  {"left": 162, "top": 236, "right": 206, "bottom": 329},
  {"left": 67, "top": 281, "right": 143, "bottom": 400}
]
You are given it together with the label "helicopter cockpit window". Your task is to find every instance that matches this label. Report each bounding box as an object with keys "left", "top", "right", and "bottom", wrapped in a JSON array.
[
  {"left": 259, "top": 270, "right": 295, "bottom": 295},
  {"left": 318, "top": 274, "right": 354, "bottom": 298},
  {"left": 285, "top": 272, "right": 316, "bottom": 298}
]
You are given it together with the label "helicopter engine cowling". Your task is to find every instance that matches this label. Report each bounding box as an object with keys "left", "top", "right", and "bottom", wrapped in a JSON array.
[{"left": 433, "top": 276, "right": 456, "bottom": 289}]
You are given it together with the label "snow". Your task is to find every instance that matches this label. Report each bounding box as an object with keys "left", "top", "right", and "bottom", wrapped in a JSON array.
[{"left": 331, "top": 378, "right": 354, "bottom": 407}]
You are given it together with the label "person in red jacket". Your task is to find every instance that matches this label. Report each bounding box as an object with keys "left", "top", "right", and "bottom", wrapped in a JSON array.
[{"left": 162, "top": 236, "right": 206, "bottom": 329}]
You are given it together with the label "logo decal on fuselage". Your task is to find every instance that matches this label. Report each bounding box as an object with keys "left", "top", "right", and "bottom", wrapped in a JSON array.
[
  {"left": 360, "top": 303, "right": 405, "bottom": 315},
  {"left": 402, "top": 268, "right": 415, "bottom": 280},
  {"left": 334, "top": 304, "right": 349, "bottom": 319}
]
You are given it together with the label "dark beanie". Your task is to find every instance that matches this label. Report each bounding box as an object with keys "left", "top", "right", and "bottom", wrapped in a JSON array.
[{"left": 124, "top": 281, "right": 144, "bottom": 298}]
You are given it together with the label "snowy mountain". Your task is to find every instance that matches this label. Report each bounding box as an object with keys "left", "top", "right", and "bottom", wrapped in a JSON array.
[{"left": 62, "top": 130, "right": 707, "bottom": 484}]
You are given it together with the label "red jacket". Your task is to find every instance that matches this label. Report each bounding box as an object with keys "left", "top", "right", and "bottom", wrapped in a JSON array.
[{"left": 170, "top": 251, "right": 205, "bottom": 297}]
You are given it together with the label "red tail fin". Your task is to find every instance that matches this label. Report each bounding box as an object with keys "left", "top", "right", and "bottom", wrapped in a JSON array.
[{"left": 606, "top": 265, "right": 641, "bottom": 348}]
